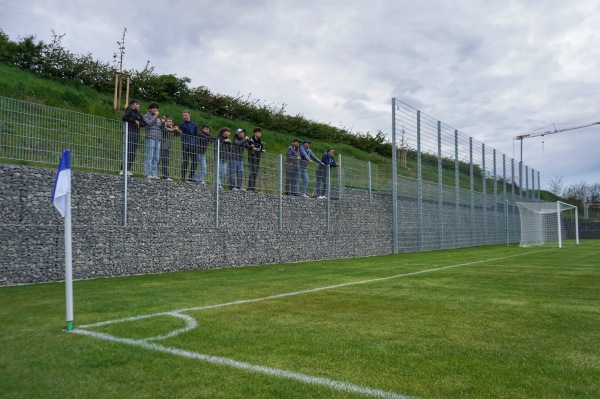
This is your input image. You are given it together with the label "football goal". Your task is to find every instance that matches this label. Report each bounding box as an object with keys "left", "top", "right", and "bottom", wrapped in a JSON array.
[{"left": 515, "top": 201, "right": 579, "bottom": 248}]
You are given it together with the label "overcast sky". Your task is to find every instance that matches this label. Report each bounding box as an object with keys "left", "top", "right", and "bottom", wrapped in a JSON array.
[{"left": 2, "top": 0, "right": 599, "bottom": 190}]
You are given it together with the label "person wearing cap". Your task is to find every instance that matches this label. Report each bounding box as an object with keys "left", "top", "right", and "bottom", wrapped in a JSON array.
[
  {"left": 142, "top": 102, "right": 164, "bottom": 179},
  {"left": 194, "top": 124, "right": 214, "bottom": 184},
  {"left": 247, "top": 127, "right": 265, "bottom": 191},
  {"left": 230, "top": 128, "right": 251, "bottom": 191},
  {"left": 299, "top": 140, "right": 324, "bottom": 197},
  {"left": 315, "top": 148, "right": 340, "bottom": 198},
  {"left": 284, "top": 138, "right": 302, "bottom": 196}
]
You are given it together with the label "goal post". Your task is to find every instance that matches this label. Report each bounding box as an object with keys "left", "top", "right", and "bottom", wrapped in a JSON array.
[{"left": 515, "top": 201, "right": 579, "bottom": 248}]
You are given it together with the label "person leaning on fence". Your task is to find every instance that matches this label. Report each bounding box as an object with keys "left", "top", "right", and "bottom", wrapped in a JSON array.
[
  {"left": 285, "top": 138, "right": 302, "bottom": 196},
  {"left": 142, "top": 102, "right": 164, "bottom": 179},
  {"left": 120, "top": 99, "right": 146, "bottom": 175},
  {"left": 230, "top": 128, "right": 251, "bottom": 191},
  {"left": 247, "top": 127, "right": 265, "bottom": 192},
  {"left": 315, "top": 148, "right": 340, "bottom": 199},
  {"left": 299, "top": 140, "right": 324, "bottom": 198},
  {"left": 216, "top": 127, "right": 232, "bottom": 189},
  {"left": 194, "top": 124, "right": 214, "bottom": 184},
  {"left": 160, "top": 117, "right": 181, "bottom": 180},
  {"left": 179, "top": 110, "right": 199, "bottom": 182}
]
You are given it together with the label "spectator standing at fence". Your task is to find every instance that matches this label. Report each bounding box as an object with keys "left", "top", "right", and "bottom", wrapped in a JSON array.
[
  {"left": 247, "top": 127, "right": 265, "bottom": 191},
  {"left": 230, "top": 128, "right": 250, "bottom": 191},
  {"left": 120, "top": 99, "right": 146, "bottom": 175},
  {"left": 194, "top": 124, "right": 214, "bottom": 184},
  {"left": 315, "top": 148, "right": 340, "bottom": 199},
  {"left": 180, "top": 110, "right": 199, "bottom": 182},
  {"left": 160, "top": 117, "right": 180, "bottom": 180},
  {"left": 285, "top": 138, "right": 302, "bottom": 196},
  {"left": 142, "top": 102, "right": 164, "bottom": 179},
  {"left": 216, "top": 127, "right": 232, "bottom": 189},
  {"left": 299, "top": 140, "right": 324, "bottom": 198}
]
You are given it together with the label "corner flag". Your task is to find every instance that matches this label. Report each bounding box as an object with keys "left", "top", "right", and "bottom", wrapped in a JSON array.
[
  {"left": 52, "top": 149, "right": 74, "bottom": 330},
  {"left": 52, "top": 149, "right": 71, "bottom": 218}
]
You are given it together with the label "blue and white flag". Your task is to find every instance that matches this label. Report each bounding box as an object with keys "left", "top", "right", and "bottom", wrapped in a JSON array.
[{"left": 52, "top": 149, "right": 71, "bottom": 218}]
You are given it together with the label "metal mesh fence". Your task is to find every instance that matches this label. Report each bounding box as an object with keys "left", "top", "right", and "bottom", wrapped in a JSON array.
[
  {"left": 392, "top": 99, "right": 538, "bottom": 252},
  {"left": 1, "top": 96, "right": 543, "bottom": 251}
]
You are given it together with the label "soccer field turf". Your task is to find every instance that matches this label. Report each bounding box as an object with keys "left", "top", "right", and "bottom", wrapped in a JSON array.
[{"left": 1, "top": 242, "right": 599, "bottom": 399}]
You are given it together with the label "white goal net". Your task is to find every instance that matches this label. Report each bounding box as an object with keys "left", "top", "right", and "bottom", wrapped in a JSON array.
[{"left": 515, "top": 201, "right": 579, "bottom": 248}]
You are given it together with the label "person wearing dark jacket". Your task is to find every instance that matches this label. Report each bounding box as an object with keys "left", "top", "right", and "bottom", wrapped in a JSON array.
[
  {"left": 179, "top": 110, "right": 199, "bottom": 181},
  {"left": 285, "top": 139, "right": 302, "bottom": 195},
  {"left": 194, "top": 124, "right": 214, "bottom": 184},
  {"left": 247, "top": 127, "right": 265, "bottom": 191},
  {"left": 120, "top": 99, "right": 146, "bottom": 175},
  {"left": 216, "top": 127, "right": 232, "bottom": 189},
  {"left": 315, "top": 148, "right": 340, "bottom": 198},
  {"left": 229, "top": 128, "right": 251, "bottom": 190}
]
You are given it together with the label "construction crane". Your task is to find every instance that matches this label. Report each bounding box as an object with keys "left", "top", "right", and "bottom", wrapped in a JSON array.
[
  {"left": 514, "top": 121, "right": 600, "bottom": 164},
  {"left": 514, "top": 121, "right": 600, "bottom": 141}
]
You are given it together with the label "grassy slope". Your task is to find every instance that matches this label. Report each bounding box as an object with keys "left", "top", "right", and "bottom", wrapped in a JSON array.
[{"left": 0, "top": 63, "right": 382, "bottom": 163}]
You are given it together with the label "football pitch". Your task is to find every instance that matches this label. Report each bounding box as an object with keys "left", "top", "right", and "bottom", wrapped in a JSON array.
[{"left": 1, "top": 242, "right": 599, "bottom": 398}]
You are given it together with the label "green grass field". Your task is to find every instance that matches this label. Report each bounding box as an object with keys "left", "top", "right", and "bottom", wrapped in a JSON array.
[{"left": 1, "top": 242, "right": 599, "bottom": 399}]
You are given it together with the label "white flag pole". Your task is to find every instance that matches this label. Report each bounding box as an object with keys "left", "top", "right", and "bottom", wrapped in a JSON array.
[
  {"left": 65, "top": 189, "right": 73, "bottom": 331},
  {"left": 52, "top": 149, "right": 73, "bottom": 330}
]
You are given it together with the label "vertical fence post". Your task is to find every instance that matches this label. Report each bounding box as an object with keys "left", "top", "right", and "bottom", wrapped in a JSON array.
[
  {"left": 455, "top": 130, "right": 460, "bottom": 248},
  {"left": 123, "top": 122, "right": 128, "bottom": 227},
  {"left": 215, "top": 139, "right": 220, "bottom": 227},
  {"left": 417, "top": 111, "right": 423, "bottom": 251},
  {"left": 469, "top": 137, "right": 474, "bottom": 246},
  {"left": 437, "top": 121, "right": 443, "bottom": 249},
  {"left": 511, "top": 157, "right": 515, "bottom": 241},
  {"left": 493, "top": 149, "right": 498, "bottom": 243},
  {"left": 537, "top": 171, "right": 542, "bottom": 200},
  {"left": 367, "top": 161, "right": 372, "bottom": 205},
  {"left": 278, "top": 154, "right": 283, "bottom": 231},
  {"left": 506, "top": 199, "right": 509, "bottom": 246},
  {"left": 503, "top": 154, "right": 507, "bottom": 242},
  {"left": 532, "top": 168, "right": 536, "bottom": 200},
  {"left": 338, "top": 154, "right": 343, "bottom": 200},
  {"left": 482, "top": 143, "right": 487, "bottom": 244},
  {"left": 326, "top": 165, "right": 331, "bottom": 231},
  {"left": 391, "top": 98, "right": 398, "bottom": 254},
  {"left": 525, "top": 165, "right": 529, "bottom": 200}
]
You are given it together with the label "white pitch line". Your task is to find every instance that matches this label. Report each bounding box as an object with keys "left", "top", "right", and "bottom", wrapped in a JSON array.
[
  {"left": 70, "top": 328, "right": 420, "bottom": 399},
  {"left": 71, "top": 249, "right": 552, "bottom": 399}
]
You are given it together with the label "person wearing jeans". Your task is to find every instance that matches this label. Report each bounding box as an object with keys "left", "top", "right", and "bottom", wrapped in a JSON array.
[
  {"left": 195, "top": 124, "right": 213, "bottom": 184},
  {"left": 142, "top": 102, "right": 164, "bottom": 179},
  {"left": 216, "top": 127, "right": 232, "bottom": 189},
  {"left": 315, "top": 148, "right": 340, "bottom": 198},
  {"left": 285, "top": 139, "right": 301, "bottom": 195},
  {"left": 299, "top": 140, "right": 323, "bottom": 197},
  {"left": 230, "top": 128, "right": 250, "bottom": 190}
]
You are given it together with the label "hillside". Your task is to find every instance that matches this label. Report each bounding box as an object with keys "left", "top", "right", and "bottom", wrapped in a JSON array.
[{"left": 0, "top": 63, "right": 386, "bottom": 162}]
